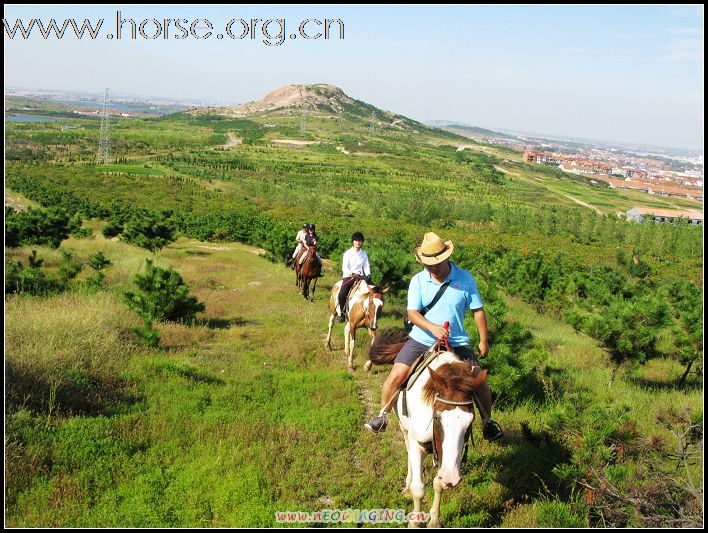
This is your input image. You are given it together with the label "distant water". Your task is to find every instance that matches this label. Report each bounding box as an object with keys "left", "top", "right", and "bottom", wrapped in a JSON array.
[
  {"left": 5, "top": 114, "right": 66, "bottom": 122},
  {"left": 61, "top": 99, "right": 142, "bottom": 112}
]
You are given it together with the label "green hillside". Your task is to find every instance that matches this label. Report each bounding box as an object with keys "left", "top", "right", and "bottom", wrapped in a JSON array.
[
  {"left": 5, "top": 85, "right": 703, "bottom": 527},
  {"left": 5, "top": 232, "right": 702, "bottom": 527}
]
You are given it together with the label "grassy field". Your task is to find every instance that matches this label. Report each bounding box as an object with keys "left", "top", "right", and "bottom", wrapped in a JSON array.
[
  {"left": 5, "top": 230, "right": 702, "bottom": 527},
  {"left": 4, "top": 96, "right": 703, "bottom": 526}
]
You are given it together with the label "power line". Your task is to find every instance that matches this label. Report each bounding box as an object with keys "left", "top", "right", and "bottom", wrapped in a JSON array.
[
  {"left": 300, "top": 102, "right": 309, "bottom": 135},
  {"left": 300, "top": 87, "right": 308, "bottom": 135},
  {"left": 96, "top": 88, "right": 111, "bottom": 164}
]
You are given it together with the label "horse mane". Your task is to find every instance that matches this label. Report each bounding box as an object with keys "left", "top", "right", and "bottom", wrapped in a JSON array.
[
  {"left": 422, "top": 362, "right": 484, "bottom": 405},
  {"left": 368, "top": 328, "right": 409, "bottom": 365}
]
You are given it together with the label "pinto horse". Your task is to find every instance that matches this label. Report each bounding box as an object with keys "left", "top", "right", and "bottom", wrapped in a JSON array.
[
  {"left": 296, "top": 245, "right": 321, "bottom": 301},
  {"left": 369, "top": 335, "right": 487, "bottom": 527},
  {"left": 325, "top": 279, "right": 388, "bottom": 371}
]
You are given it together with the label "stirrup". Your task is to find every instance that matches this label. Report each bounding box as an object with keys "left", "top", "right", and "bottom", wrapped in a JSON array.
[
  {"left": 364, "top": 414, "right": 388, "bottom": 434},
  {"left": 483, "top": 420, "right": 504, "bottom": 442}
]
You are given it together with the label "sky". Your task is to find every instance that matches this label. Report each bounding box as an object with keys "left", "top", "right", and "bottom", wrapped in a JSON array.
[{"left": 4, "top": 5, "right": 705, "bottom": 150}]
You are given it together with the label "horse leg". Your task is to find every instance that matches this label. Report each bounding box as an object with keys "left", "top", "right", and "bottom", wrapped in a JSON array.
[
  {"left": 310, "top": 276, "right": 318, "bottom": 302},
  {"left": 344, "top": 322, "right": 354, "bottom": 371},
  {"left": 302, "top": 276, "right": 309, "bottom": 299},
  {"left": 408, "top": 438, "right": 426, "bottom": 528},
  {"left": 343, "top": 322, "right": 350, "bottom": 360},
  {"left": 429, "top": 477, "right": 444, "bottom": 528},
  {"left": 325, "top": 312, "right": 336, "bottom": 350},
  {"left": 402, "top": 429, "right": 412, "bottom": 497},
  {"left": 347, "top": 325, "right": 357, "bottom": 371},
  {"left": 364, "top": 329, "right": 376, "bottom": 371},
  {"left": 295, "top": 257, "right": 303, "bottom": 287}
]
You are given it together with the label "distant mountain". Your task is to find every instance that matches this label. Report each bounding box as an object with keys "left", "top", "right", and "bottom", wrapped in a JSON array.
[
  {"left": 428, "top": 121, "right": 518, "bottom": 141},
  {"left": 189, "top": 84, "right": 434, "bottom": 133}
]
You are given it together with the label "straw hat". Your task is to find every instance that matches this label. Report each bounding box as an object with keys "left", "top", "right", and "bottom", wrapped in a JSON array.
[{"left": 414, "top": 232, "right": 454, "bottom": 265}]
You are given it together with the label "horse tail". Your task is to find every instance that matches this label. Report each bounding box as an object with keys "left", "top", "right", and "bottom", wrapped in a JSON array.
[{"left": 369, "top": 328, "right": 409, "bottom": 366}]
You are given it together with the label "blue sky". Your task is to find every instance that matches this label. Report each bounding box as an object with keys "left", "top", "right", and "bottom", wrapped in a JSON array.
[{"left": 4, "top": 5, "right": 704, "bottom": 149}]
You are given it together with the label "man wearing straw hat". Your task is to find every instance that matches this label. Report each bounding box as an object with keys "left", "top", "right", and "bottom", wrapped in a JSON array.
[{"left": 364, "top": 232, "right": 503, "bottom": 441}]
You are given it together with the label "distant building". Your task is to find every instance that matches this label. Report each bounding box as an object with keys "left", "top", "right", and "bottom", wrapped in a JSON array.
[
  {"left": 602, "top": 177, "right": 704, "bottom": 201},
  {"left": 626, "top": 207, "right": 703, "bottom": 225},
  {"left": 523, "top": 150, "right": 560, "bottom": 165}
]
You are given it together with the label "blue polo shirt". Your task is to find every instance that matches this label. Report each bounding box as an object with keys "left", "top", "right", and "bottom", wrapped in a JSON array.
[{"left": 407, "top": 261, "right": 483, "bottom": 347}]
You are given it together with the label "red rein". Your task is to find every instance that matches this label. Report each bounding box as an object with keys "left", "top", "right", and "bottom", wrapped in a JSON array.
[{"left": 436, "top": 321, "right": 451, "bottom": 352}]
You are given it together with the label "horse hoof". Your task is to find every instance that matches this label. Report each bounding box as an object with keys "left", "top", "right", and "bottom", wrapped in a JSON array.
[
  {"left": 347, "top": 366, "right": 355, "bottom": 373},
  {"left": 363, "top": 361, "right": 372, "bottom": 372},
  {"left": 428, "top": 520, "right": 442, "bottom": 528},
  {"left": 401, "top": 487, "right": 411, "bottom": 497}
]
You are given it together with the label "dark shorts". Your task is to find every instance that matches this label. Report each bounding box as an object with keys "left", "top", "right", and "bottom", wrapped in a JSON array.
[{"left": 394, "top": 337, "right": 480, "bottom": 367}]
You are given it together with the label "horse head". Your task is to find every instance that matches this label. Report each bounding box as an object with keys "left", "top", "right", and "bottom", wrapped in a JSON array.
[
  {"left": 363, "top": 286, "right": 388, "bottom": 332},
  {"left": 423, "top": 363, "right": 488, "bottom": 488}
]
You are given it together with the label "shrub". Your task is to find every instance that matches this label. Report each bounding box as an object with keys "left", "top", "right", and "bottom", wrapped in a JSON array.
[
  {"left": 124, "top": 259, "right": 205, "bottom": 324},
  {"left": 121, "top": 211, "right": 176, "bottom": 252},
  {"left": 102, "top": 218, "right": 124, "bottom": 239},
  {"left": 5, "top": 207, "right": 72, "bottom": 248},
  {"left": 465, "top": 279, "right": 547, "bottom": 407},
  {"left": 566, "top": 295, "right": 670, "bottom": 378},
  {"left": 5, "top": 250, "right": 83, "bottom": 296}
]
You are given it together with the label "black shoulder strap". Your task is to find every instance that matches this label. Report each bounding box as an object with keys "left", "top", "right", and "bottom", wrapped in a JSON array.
[{"left": 420, "top": 281, "right": 451, "bottom": 316}]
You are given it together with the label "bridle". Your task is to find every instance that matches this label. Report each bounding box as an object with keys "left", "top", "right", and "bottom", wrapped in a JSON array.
[
  {"left": 431, "top": 394, "right": 476, "bottom": 470},
  {"left": 364, "top": 290, "right": 384, "bottom": 328}
]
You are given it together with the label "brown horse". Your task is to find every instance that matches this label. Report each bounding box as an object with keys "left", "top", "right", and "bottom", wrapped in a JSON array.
[
  {"left": 297, "top": 245, "right": 321, "bottom": 301},
  {"left": 325, "top": 279, "right": 388, "bottom": 371}
]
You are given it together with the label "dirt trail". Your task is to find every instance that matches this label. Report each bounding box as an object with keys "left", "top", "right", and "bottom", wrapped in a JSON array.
[
  {"left": 272, "top": 139, "right": 320, "bottom": 145},
  {"left": 495, "top": 166, "right": 519, "bottom": 176},
  {"left": 457, "top": 144, "right": 488, "bottom": 152},
  {"left": 220, "top": 132, "right": 242, "bottom": 149},
  {"left": 563, "top": 194, "right": 603, "bottom": 214}
]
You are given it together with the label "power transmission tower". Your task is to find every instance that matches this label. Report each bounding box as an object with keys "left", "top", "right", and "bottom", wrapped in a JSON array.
[
  {"left": 96, "top": 88, "right": 111, "bottom": 164},
  {"left": 300, "top": 102, "right": 309, "bottom": 135},
  {"left": 369, "top": 111, "right": 377, "bottom": 135},
  {"left": 299, "top": 86, "right": 308, "bottom": 135}
]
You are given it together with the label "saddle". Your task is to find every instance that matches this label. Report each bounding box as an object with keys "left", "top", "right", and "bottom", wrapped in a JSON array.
[
  {"left": 340, "top": 278, "right": 366, "bottom": 316},
  {"left": 397, "top": 347, "right": 439, "bottom": 418}
]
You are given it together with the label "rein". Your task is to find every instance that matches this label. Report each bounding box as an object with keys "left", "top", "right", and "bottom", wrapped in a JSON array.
[{"left": 362, "top": 289, "right": 384, "bottom": 326}]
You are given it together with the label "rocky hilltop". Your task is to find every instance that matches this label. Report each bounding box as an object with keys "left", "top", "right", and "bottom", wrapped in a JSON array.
[{"left": 189, "top": 84, "right": 418, "bottom": 128}]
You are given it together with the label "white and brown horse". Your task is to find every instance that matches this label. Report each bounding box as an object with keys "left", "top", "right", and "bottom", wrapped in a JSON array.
[
  {"left": 369, "top": 337, "right": 487, "bottom": 527},
  {"left": 325, "top": 279, "right": 388, "bottom": 371}
]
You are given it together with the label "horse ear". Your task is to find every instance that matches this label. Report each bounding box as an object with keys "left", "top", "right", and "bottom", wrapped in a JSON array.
[
  {"left": 382, "top": 287, "right": 389, "bottom": 294},
  {"left": 428, "top": 367, "right": 444, "bottom": 389},
  {"left": 471, "top": 369, "right": 488, "bottom": 389}
]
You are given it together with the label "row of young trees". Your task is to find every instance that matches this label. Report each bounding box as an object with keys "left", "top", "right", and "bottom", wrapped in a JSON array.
[
  {"left": 7, "top": 170, "right": 702, "bottom": 385},
  {"left": 453, "top": 246, "right": 702, "bottom": 386}
]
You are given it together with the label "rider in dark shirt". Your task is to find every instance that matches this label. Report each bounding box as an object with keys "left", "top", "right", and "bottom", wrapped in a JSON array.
[{"left": 302, "top": 224, "right": 323, "bottom": 275}]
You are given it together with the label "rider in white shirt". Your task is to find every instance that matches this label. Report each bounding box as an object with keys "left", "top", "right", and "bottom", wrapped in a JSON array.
[
  {"left": 337, "top": 231, "right": 371, "bottom": 322},
  {"left": 291, "top": 223, "right": 310, "bottom": 269}
]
